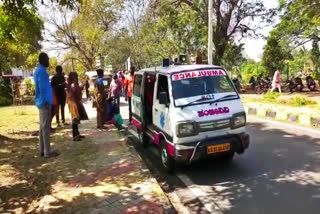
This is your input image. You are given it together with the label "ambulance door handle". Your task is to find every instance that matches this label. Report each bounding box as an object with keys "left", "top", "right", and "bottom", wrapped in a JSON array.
[{"left": 155, "top": 108, "right": 158, "bottom": 112}]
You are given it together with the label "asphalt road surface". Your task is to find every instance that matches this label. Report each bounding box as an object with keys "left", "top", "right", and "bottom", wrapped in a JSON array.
[{"left": 130, "top": 116, "right": 320, "bottom": 214}]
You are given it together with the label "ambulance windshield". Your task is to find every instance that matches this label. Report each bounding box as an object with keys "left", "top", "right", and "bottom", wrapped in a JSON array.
[{"left": 171, "top": 69, "right": 236, "bottom": 101}]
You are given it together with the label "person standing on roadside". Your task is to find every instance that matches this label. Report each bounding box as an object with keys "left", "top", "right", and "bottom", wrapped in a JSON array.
[
  {"left": 125, "top": 66, "right": 135, "bottom": 122},
  {"left": 94, "top": 69, "right": 107, "bottom": 129},
  {"left": 84, "top": 75, "right": 90, "bottom": 99},
  {"left": 66, "top": 72, "right": 89, "bottom": 141},
  {"left": 34, "top": 52, "right": 59, "bottom": 158},
  {"left": 51, "top": 65, "right": 66, "bottom": 126},
  {"left": 109, "top": 74, "right": 121, "bottom": 110},
  {"left": 271, "top": 68, "right": 281, "bottom": 93}
]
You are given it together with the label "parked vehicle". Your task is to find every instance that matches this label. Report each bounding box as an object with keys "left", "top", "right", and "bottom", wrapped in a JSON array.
[
  {"left": 232, "top": 78, "right": 241, "bottom": 92},
  {"left": 306, "top": 75, "right": 316, "bottom": 91},
  {"left": 294, "top": 76, "right": 304, "bottom": 92},
  {"left": 255, "top": 77, "right": 271, "bottom": 94},
  {"left": 129, "top": 63, "right": 250, "bottom": 173},
  {"left": 286, "top": 78, "right": 295, "bottom": 93}
]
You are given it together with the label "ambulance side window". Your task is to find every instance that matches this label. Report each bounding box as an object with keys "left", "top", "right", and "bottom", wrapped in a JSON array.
[
  {"left": 133, "top": 74, "right": 142, "bottom": 97},
  {"left": 157, "top": 75, "right": 170, "bottom": 103}
]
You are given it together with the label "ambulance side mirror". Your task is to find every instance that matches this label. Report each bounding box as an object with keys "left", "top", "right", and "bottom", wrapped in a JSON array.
[{"left": 159, "top": 92, "right": 169, "bottom": 107}]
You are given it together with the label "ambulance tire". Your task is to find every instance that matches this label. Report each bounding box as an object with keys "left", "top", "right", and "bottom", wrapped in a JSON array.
[
  {"left": 160, "top": 140, "right": 175, "bottom": 174},
  {"left": 138, "top": 131, "right": 148, "bottom": 148}
]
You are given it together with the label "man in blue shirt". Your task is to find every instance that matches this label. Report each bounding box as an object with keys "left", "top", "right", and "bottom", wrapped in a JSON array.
[{"left": 34, "top": 52, "right": 59, "bottom": 158}]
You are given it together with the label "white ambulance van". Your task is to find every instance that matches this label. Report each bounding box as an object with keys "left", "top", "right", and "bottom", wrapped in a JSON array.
[{"left": 129, "top": 63, "right": 250, "bottom": 173}]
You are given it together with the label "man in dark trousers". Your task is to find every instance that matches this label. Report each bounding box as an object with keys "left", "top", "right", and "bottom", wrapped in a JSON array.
[
  {"left": 34, "top": 52, "right": 59, "bottom": 158},
  {"left": 51, "top": 65, "right": 66, "bottom": 126}
]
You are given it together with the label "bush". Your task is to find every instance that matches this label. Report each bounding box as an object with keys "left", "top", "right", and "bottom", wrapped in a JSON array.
[
  {"left": 24, "top": 78, "right": 35, "bottom": 95},
  {"left": 0, "top": 78, "right": 12, "bottom": 106},
  {"left": 0, "top": 96, "right": 11, "bottom": 106},
  {"left": 288, "top": 96, "right": 317, "bottom": 107},
  {"left": 263, "top": 92, "right": 280, "bottom": 102}
]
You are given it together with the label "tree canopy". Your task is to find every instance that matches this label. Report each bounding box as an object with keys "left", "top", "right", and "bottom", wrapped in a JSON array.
[{"left": 0, "top": 6, "right": 43, "bottom": 73}]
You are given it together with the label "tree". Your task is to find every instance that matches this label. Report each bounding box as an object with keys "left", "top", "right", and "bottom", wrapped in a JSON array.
[
  {"left": 170, "top": 0, "right": 274, "bottom": 64},
  {"left": 262, "top": 30, "right": 292, "bottom": 75},
  {"left": 221, "top": 42, "right": 245, "bottom": 71},
  {"left": 240, "top": 59, "right": 267, "bottom": 83},
  {"left": 46, "top": 0, "right": 123, "bottom": 71},
  {"left": 277, "top": 0, "right": 320, "bottom": 48},
  {"left": 1, "top": 0, "right": 81, "bottom": 11},
  {"left": 0, "top": 6, "right": 43, "bottom": 73},
  {"left": 311, "top": 39, "right": 320, "bottom": 72}
]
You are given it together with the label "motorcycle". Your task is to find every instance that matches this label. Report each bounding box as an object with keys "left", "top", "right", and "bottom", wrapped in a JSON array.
[
  {"left": 232, "top": 78, "right": 241, "bottom": 92},
  {"left": 255, "top": 77, "right": 272, "bottom": 94},
  {"left": 286, "top": 79, "right": 295, "bottom": 93},
  {"left": 294, "top": 76, "right": 304, "bottom": 92},
  {"left": 306, "top": 75, "right": 316, "bottom": 91}
]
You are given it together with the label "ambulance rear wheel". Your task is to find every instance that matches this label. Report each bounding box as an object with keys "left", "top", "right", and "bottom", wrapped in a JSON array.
[
  {"left": 160, "top": 140, "right": 175, "bottom": 173},
  {"left": 138, "top": 131, "right": 148, "bottom": 148}
]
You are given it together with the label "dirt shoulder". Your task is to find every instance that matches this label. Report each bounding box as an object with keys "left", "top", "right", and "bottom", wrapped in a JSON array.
[{"left": 0, "top": 103, "right": 173, "bottom": 213}]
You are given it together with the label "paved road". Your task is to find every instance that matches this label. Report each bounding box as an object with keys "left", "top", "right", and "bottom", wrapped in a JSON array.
[{"left": 131, "top": 116, "right": 320, "bottom": 214}]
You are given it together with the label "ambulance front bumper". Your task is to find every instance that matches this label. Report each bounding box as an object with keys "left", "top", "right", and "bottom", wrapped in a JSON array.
[{"left": 174, "top": 133, "right": 250, "bottom": 163}]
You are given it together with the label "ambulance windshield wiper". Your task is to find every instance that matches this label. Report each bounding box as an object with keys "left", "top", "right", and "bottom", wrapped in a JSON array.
[
  {"left": 180, "top": 97, "right": 215, "bottom": 109},
  {"left": 208, "top": 94, "right": 238, "bottom": 105}
]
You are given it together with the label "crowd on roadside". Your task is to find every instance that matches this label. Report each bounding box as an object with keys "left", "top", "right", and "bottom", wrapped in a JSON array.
[{"left": 34, "top": 52, "right": 135, "bottom": 158}]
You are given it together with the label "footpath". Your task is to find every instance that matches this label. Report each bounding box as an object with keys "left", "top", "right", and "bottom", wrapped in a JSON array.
[{"left": 0, "top": 99, "right": 173, "bottom": 214}]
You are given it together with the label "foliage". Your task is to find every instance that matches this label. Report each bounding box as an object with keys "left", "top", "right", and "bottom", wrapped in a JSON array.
[
  {"left": 277, "top": 0, "right": 320, "bottom": 48},
  {"left": 244, "top": 94, "right": 317, "bottom": 107},
  {"left": 24, "top": 52, "right": 39, "bottom": 71},
  {"left": 262, "top": 30, "right": 292, "bottom": 75},
  {"left": 0, "top": 96, "right": 11, "bottom": 106},
  {"left": 104, "top": 0, "right": 274, "bottom": 68},
  {"left": 311, "top": 39, "right": 320, "bottom": 72},
  {"left": 48, "top": 57, "right": 58, "bottom": 76},
  {"left": 1, "top": 0, "right": 81, "bottom": 11},
  {"left": 263, "top": 92, "right": 281, "bottom": 102},
  {"left": 240, "top": 59, "right": 268, "bottom": 83},
  {"left": 0, "top": 78, "right": 12, "bottom": 106},
  {"left": 222, "top": 42, "right": 245, "bottom": 71},
  {"left": 0, "top": 6, "right": 43, "bottom": 73},
  {"left": 288, "top": 96, "right": 317, "bottom": 107},
  {"left": 47, "top": 0, "right": 123, "bottom": 71},
  {"left": 171, "top": 0, "right": 274, "bottom": 64},
  {"left": 24, "top": 78, "right": 35, "bottom": 96}
]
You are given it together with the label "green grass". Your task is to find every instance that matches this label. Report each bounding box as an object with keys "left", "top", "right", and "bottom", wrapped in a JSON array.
[
  {"left": 242, "top": 93, "right": 318, "bottom": 108},
  {"left": 0, "top": 105, "right": 39, "bottom": 137}
]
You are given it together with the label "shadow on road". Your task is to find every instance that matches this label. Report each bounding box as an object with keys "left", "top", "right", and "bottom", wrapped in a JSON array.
[{"left": 177, "top": 122, "right": 320, "bottom": 213}]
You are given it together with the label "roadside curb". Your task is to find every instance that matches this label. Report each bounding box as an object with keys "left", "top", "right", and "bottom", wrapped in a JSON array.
[
  {"left": 244, "top": 102, "right": 320, "bottom": 128},
  {"left": 125, "top": 126, "right": 177, "bottom": 214}
]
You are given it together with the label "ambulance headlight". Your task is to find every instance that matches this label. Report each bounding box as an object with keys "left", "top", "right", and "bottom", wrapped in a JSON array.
[
  {"left": 231, "top": 113, "right": 246, "bottom": 129},
  {"left": 176, "top": 121, "right": 198, "bottom": 137}
]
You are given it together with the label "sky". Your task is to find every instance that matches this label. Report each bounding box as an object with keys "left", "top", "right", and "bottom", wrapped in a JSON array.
[
  {"left": 242, "top": 0, "right": 279, "bottom": 61},
  {"left": 40, "top": 0, "right": 279, "bottom": 62}
]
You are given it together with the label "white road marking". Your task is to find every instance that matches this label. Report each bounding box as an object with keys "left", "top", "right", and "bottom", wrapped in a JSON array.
[{"left": 177, "top": 174, "right": 224, "bottom": 214}]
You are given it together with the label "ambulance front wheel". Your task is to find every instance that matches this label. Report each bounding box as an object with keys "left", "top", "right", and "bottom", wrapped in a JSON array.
[
  {"left": 160, "top": 140, "right": 175, "bottom": 173},
  {"left": 138, "top": 131, "right": 148, "bottom": 147}
]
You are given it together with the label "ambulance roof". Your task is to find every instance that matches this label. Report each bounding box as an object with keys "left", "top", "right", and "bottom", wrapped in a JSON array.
[{"left": 137, "top": 64, "right": 224, "bottom": 75}]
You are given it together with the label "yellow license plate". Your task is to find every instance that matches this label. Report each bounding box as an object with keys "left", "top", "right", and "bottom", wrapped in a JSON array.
[{"left": 207, "top": 143, "right": 230, "bottom": 154}]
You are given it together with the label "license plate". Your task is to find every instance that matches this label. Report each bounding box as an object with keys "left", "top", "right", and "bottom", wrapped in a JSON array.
[{"left": 207, "top": 143, "right": 230, "bottom": 154}]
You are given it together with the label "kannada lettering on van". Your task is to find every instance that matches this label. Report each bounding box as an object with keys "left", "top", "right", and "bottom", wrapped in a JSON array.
[
  {"left": 172, "top": 70, "right": 225, "bottom": 81},
  {"left": 197, "top": 107, "right": 230, "bottom": 117}
]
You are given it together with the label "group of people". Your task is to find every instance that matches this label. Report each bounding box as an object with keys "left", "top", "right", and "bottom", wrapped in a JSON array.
[
  {"left": 94, "top": 67, "right": 135, "bottom": 129},
  {"left": 34, "top": 52, "right": 135, "bottom": 158}
]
